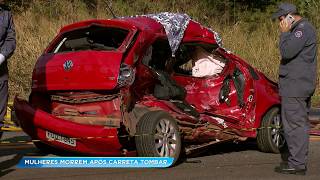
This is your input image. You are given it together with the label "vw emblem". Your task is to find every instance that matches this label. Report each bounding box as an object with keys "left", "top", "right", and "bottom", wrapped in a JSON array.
[{"left": 63, "top": 60, "right": 73, "bottom": 71}]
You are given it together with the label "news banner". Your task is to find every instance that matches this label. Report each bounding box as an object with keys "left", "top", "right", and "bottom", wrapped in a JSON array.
[{"left": 17, "top": 157, "right": 174, "bottom": 168}]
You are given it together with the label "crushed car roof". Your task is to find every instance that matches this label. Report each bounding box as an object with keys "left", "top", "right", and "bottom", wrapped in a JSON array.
[{"left": 59, "top": 12, "right": 222, "bottom": 56}]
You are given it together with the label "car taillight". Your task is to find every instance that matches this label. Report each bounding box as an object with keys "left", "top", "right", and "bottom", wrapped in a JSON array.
[{"left": 117, "top": 64, "right": 135, "bottom": 87}]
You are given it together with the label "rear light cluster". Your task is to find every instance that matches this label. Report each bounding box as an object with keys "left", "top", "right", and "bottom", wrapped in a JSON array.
[{"left": 117, "top": 64, "right": 135, "bottom": 87}]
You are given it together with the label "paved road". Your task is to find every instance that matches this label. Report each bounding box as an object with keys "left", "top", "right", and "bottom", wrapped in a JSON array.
[
  {"left": 309, "top": 108, "right": 320, "bottom": 121},
  {"left": 1, "top": 131, "right": 320, "bottom": 180}
]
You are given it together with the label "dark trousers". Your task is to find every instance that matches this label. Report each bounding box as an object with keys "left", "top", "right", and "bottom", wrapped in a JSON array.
[
  {"left": 281, "top": 96, "right": 310, "bottom": 169},
  {"left": 0, "top": 80, "right": 8, "bottom": 128}
]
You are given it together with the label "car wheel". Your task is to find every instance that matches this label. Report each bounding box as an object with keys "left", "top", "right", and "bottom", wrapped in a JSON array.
[
  {"left": 257, "top": 107, "right": 285, "bottom": 153},
  {"left": 135, "top": 111, "right": 182, "bottom": 165}
]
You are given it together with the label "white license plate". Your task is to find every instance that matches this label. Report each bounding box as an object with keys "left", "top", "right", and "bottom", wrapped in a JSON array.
[{"left": 46, "top": 131, "right": 76, "bottom": 147}]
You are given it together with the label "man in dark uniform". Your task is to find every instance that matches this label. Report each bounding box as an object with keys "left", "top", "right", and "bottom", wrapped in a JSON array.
[
  {"left": 272, "top": 3, "right": 317, "bottom": 175},
  {"left": 0, "top": 0, "right": 16, "bottom": 139}
]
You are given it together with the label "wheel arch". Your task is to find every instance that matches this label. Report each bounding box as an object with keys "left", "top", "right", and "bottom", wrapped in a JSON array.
[
  {"left": 125, "top": 101, "right": 179, "bottom": 136},
  {"left": 255, "top": 104, "right": 281, "bottom": 129}
]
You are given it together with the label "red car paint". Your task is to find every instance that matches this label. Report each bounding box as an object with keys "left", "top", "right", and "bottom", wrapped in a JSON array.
[
  {"left": 32, "top": 51, "right": 123, "bottom": 91},
  {"left": 14, "top": 16, "right": 280, "bottom": 156},
  {"left": 14, "top": 98, "right": 123, "bottom": 155}
]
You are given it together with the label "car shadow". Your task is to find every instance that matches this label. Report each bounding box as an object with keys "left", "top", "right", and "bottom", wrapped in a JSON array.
[
  {"left": 207, "top": 139, "right": 259, "bottom": 155},
  {"left": 182, "top": 139, "right": 260, "bottom": 162}
]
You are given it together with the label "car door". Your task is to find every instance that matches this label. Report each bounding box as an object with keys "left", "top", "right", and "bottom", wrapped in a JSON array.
[{"left": 172, "top": 51, "right": 256, "bottom": 127}]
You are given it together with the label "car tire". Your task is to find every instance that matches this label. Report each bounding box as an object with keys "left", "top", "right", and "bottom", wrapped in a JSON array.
[
  {"left": 135, "top": 111, "right": 182, "bottom": 166},
  {"left": 257, "top": 107, "right": 285, "bottom": 153}
]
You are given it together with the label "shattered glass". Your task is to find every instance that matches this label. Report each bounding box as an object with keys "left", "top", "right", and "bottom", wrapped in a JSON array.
[
  {"left": 144, "top": 12, "right": 190, "bottom": 56},
  {"left": 122, "top": 12, "right": 223, "bottom": 56}
]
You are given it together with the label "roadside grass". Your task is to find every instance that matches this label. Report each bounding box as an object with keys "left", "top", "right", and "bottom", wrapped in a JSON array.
[{"left": 8, "top": 0, "right": 320, "bottom": 106}]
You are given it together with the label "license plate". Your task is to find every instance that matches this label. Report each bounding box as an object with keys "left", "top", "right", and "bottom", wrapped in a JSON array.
[{"left": 46, "top": 131, "right": 76, "bottom": 147}]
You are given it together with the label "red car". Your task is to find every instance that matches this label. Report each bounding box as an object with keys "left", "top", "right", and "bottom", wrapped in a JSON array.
[{"left": 14, "top": 13, "right": 282, "bottom": 165}]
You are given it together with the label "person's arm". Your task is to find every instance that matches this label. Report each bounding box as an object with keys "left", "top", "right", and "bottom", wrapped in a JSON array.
[
  {"left": 0, "top": 11, "right": 16, "bottom": 62},
  {"left": 279, "top": 28, "right": 308, "bottom": 62}
]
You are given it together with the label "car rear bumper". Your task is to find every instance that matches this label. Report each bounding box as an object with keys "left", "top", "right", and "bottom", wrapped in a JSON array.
[{"left": 14, "top": 97, "right": 127, "bottom": 156}]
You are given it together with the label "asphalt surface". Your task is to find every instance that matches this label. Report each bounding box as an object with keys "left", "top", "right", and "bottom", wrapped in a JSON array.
[
  {"left": 309, "top": 108, "right": 320, "bottom": 121},
  {"left": 1, "top": 131, "right": 320, "bottom": 180}
]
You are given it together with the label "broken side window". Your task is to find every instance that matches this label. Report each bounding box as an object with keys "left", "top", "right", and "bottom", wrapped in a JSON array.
[
  {"left": 219, "top": 67, "right": 245, "bottom": 107},
  {"left": 148, "top": 39, "right": 172, "bottom": 71},
  {"left": 247, "top": 65, "right": 260, "bottom": 80},
  {"left": 146, "top": 39, "right": 199, "bottom": 117},
  {"left": 232, "top": 68, "right": 246, "bottom": 107},
  {"left": 174, "top": 44, "right": 227, "bottom": 77}
]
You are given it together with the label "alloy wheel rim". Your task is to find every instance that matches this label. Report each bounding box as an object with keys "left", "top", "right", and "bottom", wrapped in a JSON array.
[
  {"left": 271, "top": 114, "right": 285, "bottom": 148},
  {"left": 154, "top": 119, "right": 178, "bottom": 157}
]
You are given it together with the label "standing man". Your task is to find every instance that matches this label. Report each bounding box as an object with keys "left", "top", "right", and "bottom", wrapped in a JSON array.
[
  {"left": 0, "top": 0, "right": 16, "bottom": 139},
  {"left": 272, "top": 3, "right": 318, "bottom": 175}
]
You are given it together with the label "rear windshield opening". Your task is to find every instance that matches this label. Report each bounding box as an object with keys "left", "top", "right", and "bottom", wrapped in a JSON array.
[{"left": 50, "top": 25, "right": 129, "bottom": 53}]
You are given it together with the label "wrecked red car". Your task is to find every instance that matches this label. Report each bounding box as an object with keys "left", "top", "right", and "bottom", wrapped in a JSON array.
[{"left": 14, "top": 13, "right": 282, "bottom": 165}]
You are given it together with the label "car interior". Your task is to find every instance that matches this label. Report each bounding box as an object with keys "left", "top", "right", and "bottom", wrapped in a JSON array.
[
  {"left": 141, "top": 39, "right": 200, "bottom": 117},
  {"left": 50, "top": 25, "right": 129, "bottom": 53},
  {"left": 173, "top": 43, "right": 247, "bottom": 108},
  {"left": 173, "top": 44, "right": 227, "bottom": 77},
  {"left": 141, "top": 38, "right": 247, "bottom": 113}
]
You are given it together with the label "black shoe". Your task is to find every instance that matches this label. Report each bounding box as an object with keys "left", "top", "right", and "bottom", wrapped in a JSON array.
[{"left": 274, "top": 164, "right": 306, "bottom": 175}]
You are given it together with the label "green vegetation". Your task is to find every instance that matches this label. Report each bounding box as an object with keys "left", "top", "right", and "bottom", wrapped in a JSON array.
[{"left": 7, "top": 0, "right": 320, "bottom": 106}]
